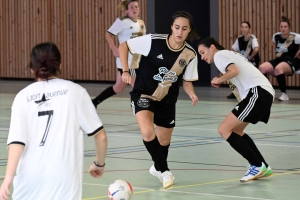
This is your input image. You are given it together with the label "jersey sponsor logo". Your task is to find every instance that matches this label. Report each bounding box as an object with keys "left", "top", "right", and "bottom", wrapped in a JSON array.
[
  {"left": 137, "top": 98, "right": 150, "bottom": 108},
  {"left": 170, "top": 120, "right": 175, "bottom": 124},
  {"left": 157, "top": 54, "right": 163, "bottom": 59},
  {"left": 179, "top": 59, "right": 187, "bottom": 67},
  {"left": 235, "top": 106, "right": 239, "bottom": 111},
  {"left": 153, "top": 67, "right": 178, "bottom": 83},
  {"left": 276, "top": 43, "right": 288, "bottom": 53}
]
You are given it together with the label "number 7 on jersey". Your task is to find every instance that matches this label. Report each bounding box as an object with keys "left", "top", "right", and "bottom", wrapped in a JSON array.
[{"left": 38, "top": 110, "right": 54, "bottom": 146}]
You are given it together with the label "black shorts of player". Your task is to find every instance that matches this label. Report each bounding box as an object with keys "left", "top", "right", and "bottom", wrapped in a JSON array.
[
  {"left": 232, "top": 86, "right": 273, "bottom": 124},
  {"left": 130, "top": 96, "right": 176, "bottom": 128},
  {"left": 268, "top": 57, "right": 300, "bottom": 74},
  {"left": 117, "top": 68, "right": 138, "bottom": 76}
]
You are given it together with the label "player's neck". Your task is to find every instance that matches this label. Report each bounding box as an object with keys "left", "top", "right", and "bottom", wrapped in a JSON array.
[
  {"left": 281, "top": 32, "right": 290, "bottom": 39},
  {"left": 168, "top": 36, "right": 184, "bottom": 50},
  {"left": 37, "top": 76, "right": 57, "bottom": 81},
  {"left": 243, "top": 33, "right": 251, "bottom": 41}
]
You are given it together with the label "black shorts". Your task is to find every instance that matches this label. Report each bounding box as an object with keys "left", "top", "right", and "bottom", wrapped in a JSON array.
[
  {"left": 268, "top": 57, "right": 300, "bottom": 74},
  {"left": 232, "top": 86, "right": 273, "bottom": 124},
  {"left": 130, "top": 96, "right": 176, "bottom": 128},
  {"left": 118, "top": 68, "right": 137, "bottom": 76}
]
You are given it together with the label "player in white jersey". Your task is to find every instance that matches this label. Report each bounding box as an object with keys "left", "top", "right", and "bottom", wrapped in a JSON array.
[
  {"left": 198, "top": 37, "right": 275, "bottom": 183},
  {"left": 0, "top": 42, "right": 107, "bottom": 200},
  {"left": 259, "top": 16, "right": 300, "bottom": 101},
  {"left": 227, "top": 21, "right": 260, "bottom": 99},
  {"left": 120, "top": 11, "right": 199, "bottom": 189},
  {"left": 92, "top": 0, "right": 146, "bottom": 108}
]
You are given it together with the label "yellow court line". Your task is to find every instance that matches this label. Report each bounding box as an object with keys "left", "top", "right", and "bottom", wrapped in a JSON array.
[{"left": 82, "top": 170, "right": 300, "bottom": 200}]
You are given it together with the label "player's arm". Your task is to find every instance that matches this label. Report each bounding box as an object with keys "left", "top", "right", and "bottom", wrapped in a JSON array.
[
  {"left": 183, "top": 80, "right": 198, "bottom": 106},
  {"left": 88, "top": 128, "right": 107, "bottom": 178},
  {"left": 0, "top": 145, "right": 24, "bottom": 200},
  {"left": 212, "top": 64, "right": 239, "bottom": 87},
  {"left": 105, "top": 32, "right": 119, "bottom": 57},
  {"left": 119, "top": 42, "right": 131, "bottom": 84},
  {"left": 249, "top": 47, "right": 259, "bottom": 61}
]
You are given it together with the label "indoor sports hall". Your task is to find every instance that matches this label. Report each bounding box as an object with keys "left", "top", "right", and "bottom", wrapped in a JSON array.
[{"left": 0, "top": 0, "right": 300, "bottom": 200}]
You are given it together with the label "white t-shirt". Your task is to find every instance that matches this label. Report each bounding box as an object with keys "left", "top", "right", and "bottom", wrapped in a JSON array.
[
  {"left": 232, "top": 34, "right": 259, "bottom": 52},
  {"left": 108, "top": 16, "right": 146, "bottom": 69},
  {"left": 214, "top": 50, "right": 275, "bottom": 100},
  {"left": 7, "top": 79, "right": 103, "bottom": 200}
]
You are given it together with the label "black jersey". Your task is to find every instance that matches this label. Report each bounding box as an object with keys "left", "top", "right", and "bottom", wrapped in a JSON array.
[
  {"left": 126, "top": 34, "right": 198, "bottom": 104},
  {"left": 232, "top": 34, "right": 260, "bottom": 67},
  {"left": 272, "top": 32, "right": 300, "bottom": 58}
]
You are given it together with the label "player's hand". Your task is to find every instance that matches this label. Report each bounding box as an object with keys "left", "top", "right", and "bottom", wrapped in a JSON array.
[
  {"left": 88, "top": 163, "right": 104, "bottom": 178},
  {"left": 189, "top": 93, "right": 198, "bottom": 106},
  {"left": 0, "top": 176, "right": 13, "bottom": 200},
  {"left": 211, "top": 77, "right": 221, "bottom": 88},
  {"left": 294, "top": 50, "right": 300, "bottom": 59},
  {"left": 122, "top": 72, "right": 131, "bottom": 84},
  {"left": 113, "top": 49, "right": 120, "bottom": 57}
]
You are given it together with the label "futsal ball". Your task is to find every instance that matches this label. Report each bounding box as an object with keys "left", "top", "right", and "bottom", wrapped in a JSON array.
[{"left": 108, "top": 180, "right": 133, "bottom": 200}]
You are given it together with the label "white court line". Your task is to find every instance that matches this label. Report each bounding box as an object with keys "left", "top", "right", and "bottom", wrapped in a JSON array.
[
  {"left": 163, "top": 190, "right": 274, "bottom": 200},
  {"left": 0, "top": 128, "right": 9, "bottom": 131}
]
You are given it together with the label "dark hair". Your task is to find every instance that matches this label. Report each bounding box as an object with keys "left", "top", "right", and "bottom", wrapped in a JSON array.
[
  {"left": 171, "top": 11, "right": 200, "bottom": 43},
  {"left": 119, "top": 0, "right": 138, "bottom": 10},
  {"left": 280, "top": 16, "right": 290, "bottom": 27},
  {"left": 198, "top": 37, "right": 225, "bottom": 50},
  {"left": 29, "top": 42, "right": 61, "bottom": 80},
  {"left": 241, "top": 21, "right": 251, "bottom": 28}
]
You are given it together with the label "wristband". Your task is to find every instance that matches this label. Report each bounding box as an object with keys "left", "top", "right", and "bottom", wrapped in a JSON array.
[
  {"left": 94, "top": 161, "right": 105, "bottom": 167},
  {"left": 123, "top": 71, "right": 130, "bottom": 73}
]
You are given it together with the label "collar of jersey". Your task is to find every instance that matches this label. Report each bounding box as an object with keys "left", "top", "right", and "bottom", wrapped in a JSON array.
[{"left": 166, "top": 34, "right": 186, "bottom": 52}]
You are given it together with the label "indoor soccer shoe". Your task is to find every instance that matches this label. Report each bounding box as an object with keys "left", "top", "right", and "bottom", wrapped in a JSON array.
[
  {"left": 149, "top": 165, "right": 162, "bottom": 182},
  {"left": 161, "top": 171, "right": 174, "bottom": 189},
  {"left": 259, "top": 166, "right": 273, "bottom": 178},
  {"left": 240, "top": 162, "right": 267, "bottom": 182}
]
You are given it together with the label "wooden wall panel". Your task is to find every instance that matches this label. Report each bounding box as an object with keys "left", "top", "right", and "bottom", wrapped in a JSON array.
[
  {"left": 218, "top": 0, "right": 300, "bottom": 87},
  {"left": 0, "top": 0, "right": 147, "bottom": 81}
]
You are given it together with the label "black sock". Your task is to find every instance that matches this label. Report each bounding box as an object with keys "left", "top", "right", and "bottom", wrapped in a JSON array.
[
  {"left": 226, "top": 132, "right": 262, "bottom": 167},
  {"left": 93, "top": 86, "right": 116, "bottom": 106},
  {"left": 242, "top": 133, "right": 268, "bottom": 168},
  {"left": 154, "top": 143, "right": 170, "bottom": 170},
  {"left": 143, "top": 137, "right": 169, "bottom": 172},
  {"left": 275, "top": 74, "right": 286, "bottom": 93}
]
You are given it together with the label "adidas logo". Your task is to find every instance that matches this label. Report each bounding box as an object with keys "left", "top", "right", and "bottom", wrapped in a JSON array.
[
  {"left": 235, "top": 106, "right": 239, "bottom": 111},
  {"left": 157, "top": 54, "right": 163, "bottom": 59},
  {"left": 170, "top": 120, "right": 175, "bottom": 124}
]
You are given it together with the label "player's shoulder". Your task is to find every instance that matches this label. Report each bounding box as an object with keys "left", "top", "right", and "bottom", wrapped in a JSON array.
[
  {"left": 290, "top": 32, "right": 300, "bottom": 37},
  {"left": 250, "top": 34, "right": 258, "bottom": 39},
  {"left": 150, "top": 33, "right": 167, "bottom": 40},
  {"left": 273, "top": 32, "right": 281, "bottom": 38},
  {"left": 119, "top": 15, "right": 130, "bottom": 21},
  {"left": 184, "top": 42, "right": 197, "bottom": 56}
]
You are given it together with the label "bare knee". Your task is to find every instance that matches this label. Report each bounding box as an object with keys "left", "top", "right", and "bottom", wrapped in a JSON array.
[
  {"left": 113, "top": 82, "right": 126, "bottom": 93},
  {"left": 259, "top": 63, "right": 273, "bottom": 75},
  {"left": 217, "top": 124, "right": 231, "bottom": 139},
  {"left": 141, "top": 130, "right": 156, "bottom": 141}
]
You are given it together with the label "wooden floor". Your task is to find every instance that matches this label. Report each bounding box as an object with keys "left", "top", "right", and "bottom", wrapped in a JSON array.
[{"left": 0, "top": 80, "right": 300, "bottom": 200}]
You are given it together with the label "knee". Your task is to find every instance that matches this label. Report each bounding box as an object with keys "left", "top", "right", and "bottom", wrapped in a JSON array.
[
  {"left": 142, "top": 131, "right": 155, "bottom": 141},
  {"left": 158, "top": 138, "right": 170, "bottom": 146},
  {"left": 217, "top": 125, "right": 228, "bottom": 139},
  {"left": 258, "top": 64, "right": 267, "bottom": 74},
  {"left": 113, "top": 84, "right": 126, "bottom": 93}
]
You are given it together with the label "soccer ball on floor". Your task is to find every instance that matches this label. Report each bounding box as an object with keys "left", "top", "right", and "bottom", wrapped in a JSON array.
[{"left": 108, "top": 180, "right": 133, "bottom": 200}]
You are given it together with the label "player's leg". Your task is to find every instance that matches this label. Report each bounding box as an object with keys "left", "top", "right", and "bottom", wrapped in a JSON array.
[
  {"left": 258, "top": 61, "right": 275, "bottom": 76},
  {"left": 274, "top": 61, "right": 293, "bottom": 101}
]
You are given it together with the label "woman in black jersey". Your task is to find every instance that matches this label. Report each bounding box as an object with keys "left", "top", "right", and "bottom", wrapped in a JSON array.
[
  {"left": 259, "top": 16, "right": 300, "bottom": 101},
  {"left": 119, "top": 11, "right": 199, "bottom": 189},
  {"left": 227, "top": 21, "right": 260, "bottom": 99}
]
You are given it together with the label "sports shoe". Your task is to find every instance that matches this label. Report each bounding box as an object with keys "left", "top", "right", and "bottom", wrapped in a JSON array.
[
  {"left": 227, "top": 93, "right": 236, "bottom": 99},
  {"left": 161, "top": 171, "right": 174, "bottom": 189},
  {"left": 258, "top": 166, "right": 273, "bottom": 178},
  {"left": 240, "top": 162, "right": 267, "bottom": 182},
  {"left": 278, "top": 93, "right": 289, "bottom": 101},
  {"left": 149, "top": 165, "right": 162, "bottom": 182}
]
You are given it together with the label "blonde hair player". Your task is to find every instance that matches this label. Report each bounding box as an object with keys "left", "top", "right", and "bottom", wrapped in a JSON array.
[
  {"left": 120, "top": 11, "right": 199, "bottom": 189},
  {"left": 0, "top": 42, "right": 107, "bottom": 200},
  {"left": 92, "top": 0, "right": 146, "bottom": 108},
  {"left": 198, "top": 37, "right": 275, "bottom": 183}
]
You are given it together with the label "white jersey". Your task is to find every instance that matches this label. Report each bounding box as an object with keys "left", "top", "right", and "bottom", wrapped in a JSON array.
[
  {"left": 107, "top": 16, "right": 146, "bottom": 69},
  {"left": 7, "top": 79, "right": 103, "bottom": 200},
  {"left": 214, "top": 50, "right": 275, "bottom": 100}
]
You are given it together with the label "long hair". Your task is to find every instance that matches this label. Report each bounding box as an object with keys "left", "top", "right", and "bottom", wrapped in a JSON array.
[
  {"left": 118, "top": 0, "right": 138, "bottom": 10},
  {"left": 29, "top": 42, "right": 61, "bottom": 80},
  {"left": 198, "top": 37, "right": 225, "bottom": 50},
  {"left": 171, "top": 11, "right": 200, "bottom": 43}
]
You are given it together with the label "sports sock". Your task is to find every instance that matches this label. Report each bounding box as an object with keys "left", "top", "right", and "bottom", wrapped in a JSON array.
[
  {"left": 226, "top": 132, "right": 261, "bottom": 167},
  {"left": 143, "top": 136, "right": 169, "bottom": 173},
  {"left": 242, "top": 133, "right": 268, "bottom": 168},
  {"left": 275, "top": 74, "right": 286, "bottom": 93},
  {"left": 93, "top": 86, "right": 116, "bottom": 106},
  {"left": 161, "top": 143, "right": 170, "bottom": 159}
]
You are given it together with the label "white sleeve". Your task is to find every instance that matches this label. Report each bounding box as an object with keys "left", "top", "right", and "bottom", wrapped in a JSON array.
[
  {"left": 183, "top": 55, "right": 198, "bottom": 81},
  {"left": 7, "top": 92, "right": 28, "bottom": 147},
  {"left": 294, "top": 33, "right": 300, "bottom": 44},
  {"left": 107, "top": 18, "right": 124, "bottom": 36},
  {"left": 252, "top": 36, "right": 259, "bottom": 48},
  {"left": 272, "top": 33, "right": 276, "bottom": 43},
  {"left": 77, "top": 89, "right": 103, "bottom": 137},
  {"left": 126, "top": 34, "right": 152, "bottom": 56},
  {"left": 232, "top": 39, "right": 240, "bottom": 51},
  {"left": 214, "top": 51, "right": 234, "bottom": 74}
]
